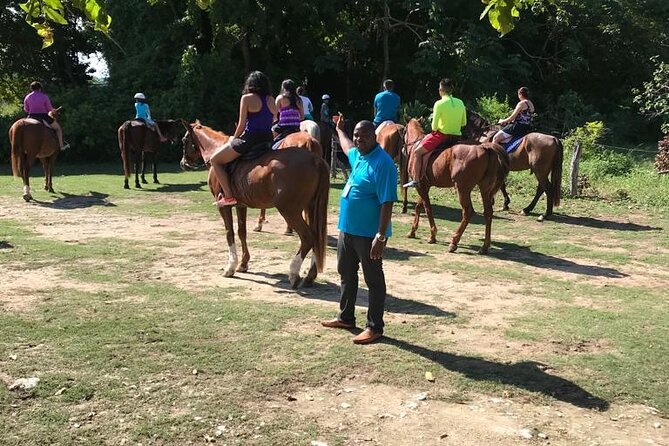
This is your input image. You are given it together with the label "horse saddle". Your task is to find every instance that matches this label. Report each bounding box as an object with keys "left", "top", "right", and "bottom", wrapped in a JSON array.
[
  {"left": 428, "top": 137, "right": 461, "bottom": 161},
  {"left": 225, "top": 142, "right": 272, "bottom": 175},
  {"left": 503, "top": 136, "right": 525, "bottom": 154},
  {"left": 129, "top": 119, "right": 148, "bottom": 127}
]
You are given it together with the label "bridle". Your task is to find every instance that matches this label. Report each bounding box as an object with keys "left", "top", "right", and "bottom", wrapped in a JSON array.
[{"left": 181, "top": 129, "right": 208, "bottom": 170}]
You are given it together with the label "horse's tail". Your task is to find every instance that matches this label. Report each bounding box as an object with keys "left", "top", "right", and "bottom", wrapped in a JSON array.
[
  {"left": 482, "top": 143, "right": 510, "bottom": 195},
  {"left": 119, "top": 122, "right": 131, "bottom": 178},
  {"left": 306, "top": 158, "right": 329, "bottom": 272},
  {"left": 10, "top": 121, "right": 24, "bottom": 178},
  {"left": 551, "top": 138, "right": 563, "bottom": 207}
]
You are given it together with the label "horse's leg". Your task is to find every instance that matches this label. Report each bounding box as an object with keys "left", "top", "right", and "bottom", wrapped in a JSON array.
[
  {"left": 501, "top": 181, "right": 511, "bottom": 211},
  {"left": 22, "top": 157, "right": 34, "bottom": 201},
  {"left": 407, "top": 195, "right": 424, "bottom": 238},
  {"left": 152, "top": 152, "right": 160, "bottom": 184},
  {"left": 140, "top": 152, "right": 148, "bottom": 184},
  {"left": 281, "top": 210, "right": 314, "bottom": 289},
  {"left": 236, "top": 206, "right": 250, "bottom": 273},
  {"left": 521, "top": 183, "right": 544, "bottom": 216},
  {"left": 254, "top": 209, "right": 266, "bottom": 232},
  {"left": 400, "top": 151, "right": 409, "bottom": 214},
  {"left": 449, "top": 184, "right": 475, "bottom": 253},
  {"left": 535, "top": 174, "right": 554, "bottom": 222},
  {"left": 418, "top": 186, "right": 438, "bottom": 244},
  {"left": 479, "top": 188, "right": 494, "bottom": 254},
  {"left": 134, "top": 153, "right": 142, "bottom": 189},
  {"left": 219, "top": 206, "right": 238, "bottom": 277},
  {"left": 303, "top": 253, "right": 318, "bottom": 287},
  {"left": 42, "top": 157, "right": 55, "bottom": 193}
]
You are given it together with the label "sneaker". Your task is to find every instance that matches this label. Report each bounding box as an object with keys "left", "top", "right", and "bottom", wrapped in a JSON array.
[
  {"left": 402, "top": 180, "right": 419, "bottom": 188},
  {"left": 214, "top": 194, "right": 237, "bottom": 207}
]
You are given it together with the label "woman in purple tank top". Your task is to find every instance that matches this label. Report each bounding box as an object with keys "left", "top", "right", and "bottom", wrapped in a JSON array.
[
  {"left": 272, "top": 79, "right": 303, "bottom": 143},
  {"left": 209, "top": 71, "right": 278, "bottom": 207}
]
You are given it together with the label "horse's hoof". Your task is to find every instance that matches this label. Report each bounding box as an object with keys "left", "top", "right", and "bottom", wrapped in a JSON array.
[
  {"left": 284, "top": 230, "right": 294, "bottom": 236},
  {"left": 427, "top": 238, "right": 436, "bottom": 244},
  {"left": 407, "top": 232, "right": 416, "bottom": 239},
  {"left": 223, "top": 268, "right": 236, "bottom": 278},
  {"left": 141, "top": 178, "right": 148, "bottom": 184},
  {"left": 448, "top": 243, "right": 458, "bottom": 253},
  {"left": 502, "top": 206, "right": 510, "bottom": 211},
  {"left": 236, "top": 264, "right": 248, "bottom": 273},
  {"left": 289, "top": 274, "right": 301, "bottom": 289},
  {"left": 123, "top": 184, "right": 130, "bottom": 190},
  {"left": 253, "top": 225, "right": 263, "bottom": 232},
  {"left": 135, "top": 184, "right": 142, "bottom": 189},
  {"left": 302, "top": 277, "right": 315, "bottom": 288},
  {"left": 22, "top": 194, "right": 32, "bottom": 202},
  {"left": 153, "top": 180, "right": 160, "bottom": 184},
  {"left": 401, "top": 207, "right": 408, "bottom": 214},
  {"left": 537, "top": 214, "right": 545, "bottom": 222},
  {"left": 478, "top": 246, "right": 489, "bottom": 255}
]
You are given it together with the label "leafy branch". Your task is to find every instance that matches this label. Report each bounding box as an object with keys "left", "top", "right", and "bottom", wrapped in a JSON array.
[{"left": 18, "top": 0, "right": 112, "bottom": 48}]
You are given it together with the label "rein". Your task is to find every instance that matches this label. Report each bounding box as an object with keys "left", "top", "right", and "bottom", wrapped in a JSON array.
[{"left": 183, "top": 129, "right": 209, "bottom": 170}]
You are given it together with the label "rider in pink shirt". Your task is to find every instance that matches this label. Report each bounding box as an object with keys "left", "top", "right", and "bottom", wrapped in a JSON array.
[{"left": 23, "top": 81, "right": 66, "bottom": 150}]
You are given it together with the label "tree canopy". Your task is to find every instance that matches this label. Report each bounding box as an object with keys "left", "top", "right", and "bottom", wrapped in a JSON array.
[{"left": 1, "top": 0, "right": 668, "bottom": 161}]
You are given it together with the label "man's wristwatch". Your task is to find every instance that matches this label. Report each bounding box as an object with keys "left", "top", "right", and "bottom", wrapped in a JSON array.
[{"left": 375, "top": 233, "right": 387, "bottom": 243}]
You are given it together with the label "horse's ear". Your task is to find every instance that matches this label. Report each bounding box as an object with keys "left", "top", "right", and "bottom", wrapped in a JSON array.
[{"left": 180, "top": 118, "right": 190, "bottom": 130}]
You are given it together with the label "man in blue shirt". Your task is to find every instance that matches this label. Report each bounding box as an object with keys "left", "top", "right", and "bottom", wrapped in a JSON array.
[
  {"left": 373, "top": 79, "right": 401, "bottom": 127},
  {"left": 321, "top": 116, "right": 398, "bottom": 344}
]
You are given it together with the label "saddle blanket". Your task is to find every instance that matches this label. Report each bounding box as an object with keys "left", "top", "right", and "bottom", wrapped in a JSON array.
[{"left": 504, "top": 136, "right": 525, "bottom": 154}]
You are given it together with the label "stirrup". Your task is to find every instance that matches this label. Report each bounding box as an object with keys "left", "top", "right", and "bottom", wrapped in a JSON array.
[{"left": 403, "top": 180, "right": 419, "bottom": 188}]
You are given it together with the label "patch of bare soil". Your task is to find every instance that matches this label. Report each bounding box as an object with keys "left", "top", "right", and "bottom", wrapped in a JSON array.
[
  {"left": 265, "top": 380, "right": 667, "bottom": 446},
  {"left": 0, "top": 264, "right": 112, "bottom": 312}
]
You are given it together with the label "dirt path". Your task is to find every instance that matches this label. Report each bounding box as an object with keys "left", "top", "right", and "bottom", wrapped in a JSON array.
[{"left": 1, "top": 197, "right": 667, "bottom": 445}]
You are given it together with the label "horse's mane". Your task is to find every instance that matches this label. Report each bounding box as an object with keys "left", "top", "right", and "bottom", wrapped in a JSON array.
[{"left": 192, "top": 122, "right": 231, "bottom": 144}]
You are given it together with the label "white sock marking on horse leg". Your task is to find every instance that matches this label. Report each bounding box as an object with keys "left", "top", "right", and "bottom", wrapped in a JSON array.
[
  {"left": 224, "top": 243, "right": 238, "bottom": 277},
  {"left": 23, "top": 185, "right": 30, "bottom": 195},
  {"left": 288, "top": 254, "right": 304, "bottom": 284}
]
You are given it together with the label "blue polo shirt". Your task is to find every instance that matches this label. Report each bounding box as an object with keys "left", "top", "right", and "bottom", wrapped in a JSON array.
[
  {"left": 373, "top": 90, "right": 401, "bottom": 125},
  {"left": 338, "top": 144, "right": 398, "bottom": 238}
]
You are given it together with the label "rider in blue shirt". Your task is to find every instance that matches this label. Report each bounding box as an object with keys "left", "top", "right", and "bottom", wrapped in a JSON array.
[
  {"left": 373, "top": 79, "right": 401, "bottom": 127},
  {"left": 134, "top": 92, "right": 166, "bottom": 142}
]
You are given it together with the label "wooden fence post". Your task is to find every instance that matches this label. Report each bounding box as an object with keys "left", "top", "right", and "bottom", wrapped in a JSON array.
[{"left": 569, "top": 140, "right": 582, "bottom": 197}]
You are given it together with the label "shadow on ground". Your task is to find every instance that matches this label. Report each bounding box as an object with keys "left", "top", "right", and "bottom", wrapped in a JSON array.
[
  {"left": 480, "top": 241, "right": 629, "bottom": 278},
  {"left": 552, "top": 214, "right": 663, "bottom": 232},
  {"left": 383, "top": 336, "right": 609, "bottom": 410},
  {"left": 32, "top": 191, "right": 116, "bottom": 210},
  {"left": 233, "top": 272, "right": 455, "bottom": 318},
  {"left": 143, "top": 181, "right": 208, "bottom": 193},
  {"left": 326, "top": 235, "right": 428, "bottom": 261}
]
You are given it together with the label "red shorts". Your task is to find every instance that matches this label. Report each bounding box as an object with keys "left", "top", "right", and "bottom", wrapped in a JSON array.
[{"left": 420, "top": 131, "right": 459, "bottom": 152}]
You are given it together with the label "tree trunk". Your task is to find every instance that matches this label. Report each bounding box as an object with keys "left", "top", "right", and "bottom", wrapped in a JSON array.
[
  {"left": 381, "top": 0, "right": 390, "bottom": 82},
  {"left": 240, "top": 29, "right": 251, "bottom": 73}
]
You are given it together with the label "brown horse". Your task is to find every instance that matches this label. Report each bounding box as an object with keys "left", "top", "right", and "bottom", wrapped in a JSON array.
[
  {"left": 404, "top": 118, "right": 510, "bottom": 253},
  {"left": 467, "top": 111, "right": 563, "bottom": 221},
  {"left": 9, "top": 108, "right": 63, "bottom": 201},
  {"left": 254, "top": 131, "right": 323, "bottom": 232},
  {"left": 180, "top": 121, "right": 329, "bottom": 288},
  {"left": 376, "top": 123, "right": 409, "bottom": 212},
  {"left": 117, "top": 119, "right": 182, "bottom": 189}
]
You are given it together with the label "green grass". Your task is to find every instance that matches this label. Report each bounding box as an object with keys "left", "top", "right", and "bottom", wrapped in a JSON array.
[{"left": 1, "top": 161, "right": 669, "bottom": 443}]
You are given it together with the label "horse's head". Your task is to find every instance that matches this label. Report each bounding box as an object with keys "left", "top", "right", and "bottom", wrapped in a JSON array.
[
  {"left": 465, "top": 110, "right": 494, "bottom": 142},
  {"left": 403, "top": 118, "right": 425, "bottom": 151},
  {"left": 180, "top": 120, "right": 205, "bottom": 170},
  {"left": 158, "top": 119, "right": 184, "bottom": 143}
]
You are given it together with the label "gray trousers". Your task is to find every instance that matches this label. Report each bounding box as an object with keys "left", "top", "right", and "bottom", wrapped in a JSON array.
[{"left": 337, "top": 232, "right": 386, "bottom": 333}]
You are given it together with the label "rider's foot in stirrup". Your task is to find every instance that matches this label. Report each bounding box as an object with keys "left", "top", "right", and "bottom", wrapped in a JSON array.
[
  {"left": 214, "top": 193, "right": 237, "bottom": 207},
  {"left": 60, "top": 143, "right": 70, "bottom": 151},
  {"left": 403, "top": 180, "right": 419, "bottom": 188}
]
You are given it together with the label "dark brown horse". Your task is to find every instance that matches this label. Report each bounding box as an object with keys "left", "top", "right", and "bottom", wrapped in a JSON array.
[
  {"left": 467, "top": 111, "right": 563, "bottom": 221},
  {"left": 376, "top": 123, "right": 409, "bottom": 212},
  {"left": 9, "top": 108, "right": 63, "bottom": 201},
  {"left": 254, "top": 131, "right": 323, "bottom": 232},
  {"left": 404, "top": 118, "right": 509, "bottom": 253},
  {"left": 117, "top": 119, "right": 182, "bottom": 189},
  {"left": 180, "top": 121, "right": 329, "bottom": 288}
]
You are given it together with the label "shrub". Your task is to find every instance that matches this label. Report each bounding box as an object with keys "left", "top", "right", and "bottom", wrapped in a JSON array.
[
  {"left": 474, "top": 94, "right": 512, "bottom": 123},
  {"left": 563, "top": 121, "right": 607, "bottom": 160},
  {"left": 400, "top": 100, "right": 430, "bottom": 125}
]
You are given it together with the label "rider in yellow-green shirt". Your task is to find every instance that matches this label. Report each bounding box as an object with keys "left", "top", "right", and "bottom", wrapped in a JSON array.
[{"left": 404, "top": 78, "right": 466, "bottom": 188}]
